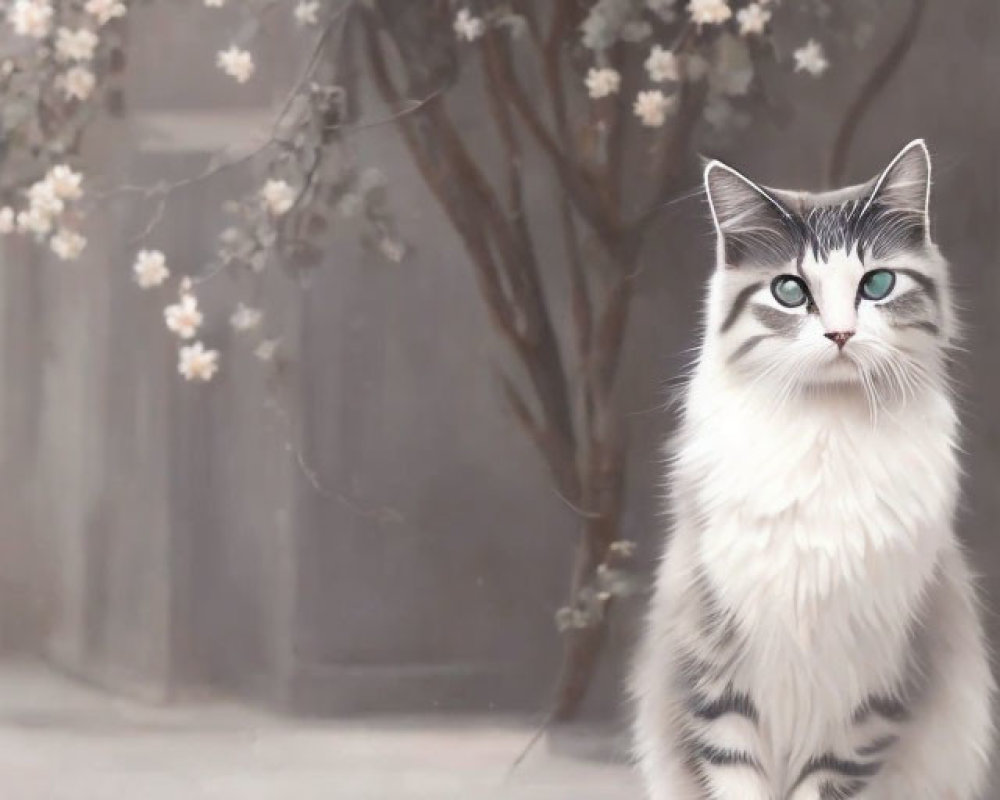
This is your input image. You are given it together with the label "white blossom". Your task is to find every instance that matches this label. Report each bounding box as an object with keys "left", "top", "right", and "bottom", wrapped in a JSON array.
[
  {"left": 133, "top": 249, "right": 170, "bottom": 288},
  {"left": 8, "top": 0, "right": 53, "bottom": 39},
  {"left": 736, "top": 3, "right": 771, "bottom": 35},
  {"left": 50, "top": 228, "right": 87, "bottom": 261},
  {"left": 453, "top": 8, "right": 485, "bottom": 42},
  {"left": 254, "top": 338, "right": 279, "bottom": 362},
  {"left": 645, "top": 45, "right": 679, "bottom": 83},
  {"left": 260, "top": 179, "right": 296, "bottom": 216},
  {"left": 84, "top": 0, "right": 126, "bottom": 26},
  {"left": 47, "top": 165, "right": 83, "bottom": 200},
  {"left": 60, "top": 66, "right": 97, "bottom": 101},
  {"left": 56, "top": 27, "right": 100, "bottom": 62},
  {"left": 794, "top": 39, "right": 829, "bottom": 76},
  {"left": 217, "top": 46, "right": 255, "bottom": 84},
  {"left": 584, "top": 67, "right": 621, "bottom": 99},
  {"left": 633, "top": 89, "right": 675, "bottom": 127},
  {"left": 28, "top": 179, "right": 64, "bottom": 220},
  {"left": 0, "top": 208, "right": 14, "bottom": 234},
  {"left": 688, "top": 0, "right": 731, "bottom": 26},
  {"left": 378, "top": 237, "right": 405, "bottom": 263},
  {"left": 178, "top": 341, "right": 219, "bottom": 382},
  {"left": 17, "top": 208, "right": 52, "bottom": 236},
  {"left": 164, "top": 294, "right": 203, "bottom": 339},
  {"left": 205, "top": 0, "right": 225, "bottom": 6},
  {"left": 293, "top": 1, "right": 320, "bottom": 26},
  {"left": 608, "top": 539, "right": 637, "bottom": 557},
  {"left": 230, "top": 303, "right": 262, "bottom": 332}
]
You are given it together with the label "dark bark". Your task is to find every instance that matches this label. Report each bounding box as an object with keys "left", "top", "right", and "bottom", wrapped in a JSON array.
[
  {"left": 826, "top": 0, "right": 927, "bottom": 187},
  {"left": 362, "top": 0, "right": 700, "bottom": 721}
]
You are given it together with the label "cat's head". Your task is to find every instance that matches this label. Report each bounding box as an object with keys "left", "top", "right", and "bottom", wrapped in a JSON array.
[{"left": 702, "top": 140, "right": 952, "bottom": 406}]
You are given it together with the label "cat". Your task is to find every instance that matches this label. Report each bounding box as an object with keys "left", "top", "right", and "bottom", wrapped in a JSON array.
[{"left": 631, "top": 140, "right": 994, "bottom": 800}]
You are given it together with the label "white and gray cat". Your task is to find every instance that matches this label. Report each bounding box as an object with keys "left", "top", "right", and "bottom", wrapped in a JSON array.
[{"left": 632, "top": 140, "right": 994, "bottom": 799}]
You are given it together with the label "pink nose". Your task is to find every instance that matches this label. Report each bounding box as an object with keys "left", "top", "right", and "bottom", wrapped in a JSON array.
[{"left": 824, "top": 331, "right": 855, "bottom": 350}]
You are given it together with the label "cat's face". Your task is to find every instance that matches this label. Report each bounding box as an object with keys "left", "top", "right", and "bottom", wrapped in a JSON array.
[{"left": 703, "top": 140, "right": 951, "bottom": 406}]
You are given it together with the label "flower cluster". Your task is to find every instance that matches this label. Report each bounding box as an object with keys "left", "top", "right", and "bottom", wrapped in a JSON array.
[
  {"left": 451, "top": 6, "right": 529, "bottom": 45},
  {"left": 6, "top": 1, "right": 113, "bottom": 102},
  {"left": 0, "top": 164, "right": 87, "bottom": 260},
  {"left": 0, "top": 0, "right": 857, "bottom": 396},
  {"left": 561, "top": 0, "right": 831, "bottom": 130},
  {"left": 161, "top": 279, "right": 219, "bottom": 382}
]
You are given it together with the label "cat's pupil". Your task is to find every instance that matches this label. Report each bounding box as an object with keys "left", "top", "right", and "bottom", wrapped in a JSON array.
[
  {"left": 861, "top": 269, "right": 895, "bottom": 301},
  {"left": 772, "top": 276, "right": 807, "bottom": 308}
]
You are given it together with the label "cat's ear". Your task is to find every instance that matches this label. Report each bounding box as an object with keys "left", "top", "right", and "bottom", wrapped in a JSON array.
[
  {"left": 862, "top": 139, "right": 932, "bottom": 242},
  {"left": 704, "top": 160, "right": 799, "bottom": 268}
]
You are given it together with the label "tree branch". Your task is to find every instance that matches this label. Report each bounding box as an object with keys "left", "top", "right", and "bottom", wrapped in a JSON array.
[{"left": 825, "top": 0, "right": 927, "bottom": 187}]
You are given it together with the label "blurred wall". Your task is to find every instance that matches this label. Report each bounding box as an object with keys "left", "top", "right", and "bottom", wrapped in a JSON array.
[{"left": 0, "top": 0, "right": 997, "bottom": 724}]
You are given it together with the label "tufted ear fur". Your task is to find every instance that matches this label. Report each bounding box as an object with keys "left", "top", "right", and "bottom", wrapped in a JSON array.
[
  {"left": 859, "top": 139, "right": 932, "bottom": 248},
  {"left": 704, "top": 160, "right": 801, "bottom": 269}
]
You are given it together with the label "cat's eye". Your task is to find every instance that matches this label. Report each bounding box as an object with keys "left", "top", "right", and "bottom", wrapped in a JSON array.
[
  {"left": 771, "top": 275, "right": 809, "bottom": 308},
  {"left": 859, "top": 269, "right": 896, "bottom": 301}
]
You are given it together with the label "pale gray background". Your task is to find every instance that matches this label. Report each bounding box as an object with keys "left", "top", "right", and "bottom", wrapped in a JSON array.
[{"left": 0, "top": 0, "right": 997, "bottom": 796}]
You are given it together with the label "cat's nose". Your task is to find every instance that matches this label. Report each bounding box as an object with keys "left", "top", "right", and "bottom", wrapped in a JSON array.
[{"left": 824, "top": 330, "right": 855, "bottom": 349}]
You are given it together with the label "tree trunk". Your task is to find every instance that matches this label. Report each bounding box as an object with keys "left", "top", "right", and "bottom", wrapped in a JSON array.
[{"left": 552, "top": 435, "right": 626, "bottom": 720}]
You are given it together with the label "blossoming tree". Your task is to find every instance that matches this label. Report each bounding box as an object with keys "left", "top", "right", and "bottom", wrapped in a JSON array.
[{"left": 0, "top": 0, "right": 925, "bottom": 719}]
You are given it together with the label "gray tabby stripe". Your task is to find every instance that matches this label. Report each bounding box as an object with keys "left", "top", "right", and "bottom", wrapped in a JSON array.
[
  {"left": 820, "top": 778, "right": 868, "bottom": 800},
  {"left": 895, "top": 268, "right": 939, "bottom": 306},
  {"left": 852, "top": 694, "right": 909, "bottom": 724},
  {"left": 728, "top": 334, "right": 772, "bottom": 363},
  {"left": 789, "top": 752, "right": 881, "bottom": 797},
  {"left": 751, "top": 304, "right": 800, "bottom": 337},
  {"left": 689, "top": 684, "right": 759, "bottom": 725},
  {"left": 881, "top": 289, "right": 927, "bottom": 318},
  {"left": 721, "top": 281, "right": 765, "bottom": 332},
  {"left": 683, "top": 736, "right": 759, "bottom": 770},
  {"left": 883, "top": 288, "right": 939, "bottom": 335},
  {"left": 855, "top": 735, "right": 898, "bottom": 757},
  {"left": 893, "top": 319, "right": 940, "bottom": 335}
]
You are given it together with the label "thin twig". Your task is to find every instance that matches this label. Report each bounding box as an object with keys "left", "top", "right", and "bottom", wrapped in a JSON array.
[
  {"left": 825, "top": 0, "right": 927, "bottom": 187},
  {"left": 504, "top": 712, "right": 553, "bottom": 780},
  {"left": 92, "top": 6, "right": 351, "bottom": 243},
  {"left": 323, "top": 84, "right": 446, "bottom": 133},
  {"left": 551, "top": 486, "right": 603, "bottom": 520},
  {"left": 264, "top": 391, "right": 404, "bottom": 524}
]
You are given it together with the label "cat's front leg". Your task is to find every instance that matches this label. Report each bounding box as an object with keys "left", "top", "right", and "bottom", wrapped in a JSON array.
[
  {"left": 785, "top": 758, "right": 881, "bottom": 800},
  {"left": 677, "top": 686, "right": 775, "bottom": 799},
  {"left": 785, "top": 725, "right": 897, "bottom": 800},
  {"left": 682, "top": 746, "right": 772, "bottom": 799}
]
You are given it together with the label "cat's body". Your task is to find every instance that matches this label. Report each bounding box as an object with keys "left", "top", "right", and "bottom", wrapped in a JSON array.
[{"left": 632, "top": 141, "right": 994, "bottom": 799}]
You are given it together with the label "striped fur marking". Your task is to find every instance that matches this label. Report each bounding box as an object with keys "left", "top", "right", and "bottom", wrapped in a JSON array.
[
  {"left": 819, "top": 778, "right": 868, "bottom": 800},
  {"left": 728, "top": 335, "right": 773, "bottom": 364},
  {"left": 721, "top": 281, "right": 765, "bottom": 332},
  {"left": 751, "top": 303, "right": 801, "bottom": 336},
  {"left": 689, "top": 684, "right": 760, "bottom": 725},
  {"left": 894, "top": 268, "right": 939, "bottom": 306}
]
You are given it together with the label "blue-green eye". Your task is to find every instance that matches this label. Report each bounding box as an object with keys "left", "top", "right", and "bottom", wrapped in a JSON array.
[
  {"left": 771, "top": 275, "right": 809, "bottom": 308},
  {"left": 860, "top": 269, "right": 896, "bottom": 301}
]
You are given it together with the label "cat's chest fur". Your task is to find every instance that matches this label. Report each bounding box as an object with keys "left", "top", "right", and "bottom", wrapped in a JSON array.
[{"left": 675, "top": 371, "right": 959, "bottom": 747}]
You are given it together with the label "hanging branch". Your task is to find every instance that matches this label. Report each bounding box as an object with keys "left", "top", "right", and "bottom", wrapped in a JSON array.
[{"left": 826, "top": 0, "right": 928, "bottom": 186}]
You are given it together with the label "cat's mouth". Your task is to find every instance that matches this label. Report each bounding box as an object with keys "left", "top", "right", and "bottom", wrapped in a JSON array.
[{"left": 812, "top": 351, "right": 863, "bottom": 384}]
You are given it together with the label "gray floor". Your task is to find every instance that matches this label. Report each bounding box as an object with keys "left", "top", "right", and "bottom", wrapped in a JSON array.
[{"left": 0, "top": 662, "right": 640, "bottom": 799}]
